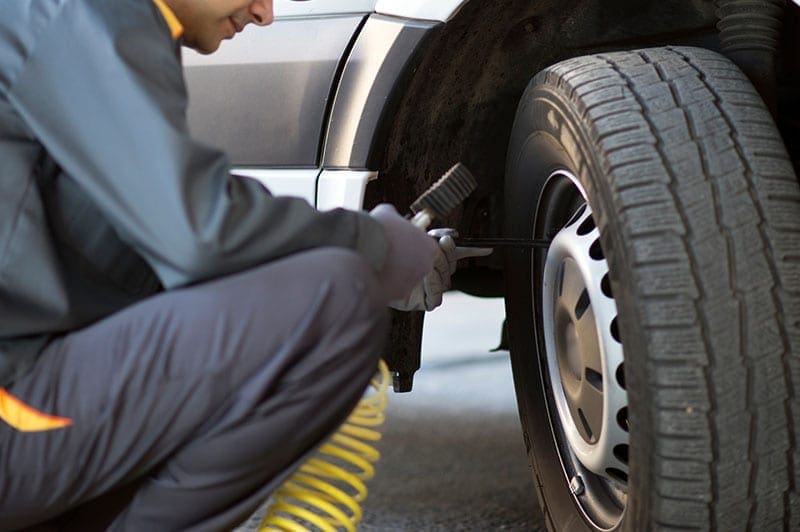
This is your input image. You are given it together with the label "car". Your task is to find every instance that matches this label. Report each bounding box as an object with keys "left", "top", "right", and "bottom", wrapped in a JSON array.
[{"left": 183, "top": 1, "right": 800, "bottom": 530}]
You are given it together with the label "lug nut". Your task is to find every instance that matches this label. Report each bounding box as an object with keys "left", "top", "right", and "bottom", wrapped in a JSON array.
[{"left": 569, "top": 475, "right": 585, "bottom": 496}]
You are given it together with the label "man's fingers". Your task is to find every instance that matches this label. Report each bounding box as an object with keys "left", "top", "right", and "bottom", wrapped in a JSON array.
[
  {"left": 423, "top": 276, "right": 443, "bottom": 311},
  {"left": 437, "top": 234, "right": 457, "bottom": 253},
  {"left": 410, "top": 231, "right": 492, "bottom": 312},
  {"left": 428, "top": 228, "right": 458, "bottom": 240},
  {"left": 433, "top": 245, "right": 450, "bottom": 275}
]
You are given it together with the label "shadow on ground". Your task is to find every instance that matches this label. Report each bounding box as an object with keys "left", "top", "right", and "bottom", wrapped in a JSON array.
[{"left": 360, "top": 357, "right": 545, "bottom": 531}]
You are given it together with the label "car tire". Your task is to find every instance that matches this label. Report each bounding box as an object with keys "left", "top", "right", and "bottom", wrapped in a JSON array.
[{"left": 504, "top": 46, "right": 800, "bottom": 530}]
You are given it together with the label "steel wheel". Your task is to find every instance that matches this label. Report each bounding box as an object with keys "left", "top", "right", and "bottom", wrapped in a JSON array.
[{"left": 538, "top": 172, "right": 628, "bottom": 529}]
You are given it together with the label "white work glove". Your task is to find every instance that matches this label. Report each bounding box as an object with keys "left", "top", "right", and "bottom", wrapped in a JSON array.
[
  {"left": 389, "top": 229, "right": 493, "bottom": 312},
  {"left": 369, "top": 204, "right": 437, "bottom": 302}
]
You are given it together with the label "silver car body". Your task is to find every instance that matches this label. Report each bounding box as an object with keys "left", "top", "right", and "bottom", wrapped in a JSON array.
[{"left": 184, "top": 0, "right": 468, "bottom": 210}]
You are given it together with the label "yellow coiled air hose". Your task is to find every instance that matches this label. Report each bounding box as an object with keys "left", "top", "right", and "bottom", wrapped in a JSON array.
[{"left": 259, "top": 359, "right": 391, "bottom": 532}]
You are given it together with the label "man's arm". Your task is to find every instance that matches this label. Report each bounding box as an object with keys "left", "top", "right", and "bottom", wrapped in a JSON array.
[{"left": 7, "top": 0, "right": 387, "bottom": 288}]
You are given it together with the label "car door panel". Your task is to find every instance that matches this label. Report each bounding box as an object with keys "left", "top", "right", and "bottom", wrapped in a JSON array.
[{"left": 184, "top": 15, "right": 366, "bottom": 167}]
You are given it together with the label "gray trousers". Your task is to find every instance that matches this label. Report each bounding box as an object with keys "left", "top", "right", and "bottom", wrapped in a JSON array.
[{"left": 0, "top": 248, "right": 388, "bottom": 531}]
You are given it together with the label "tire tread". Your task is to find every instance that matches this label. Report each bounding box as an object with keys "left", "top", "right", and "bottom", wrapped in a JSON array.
[{"left": 545, "top": 46, "right": 797, "bottom": 530}]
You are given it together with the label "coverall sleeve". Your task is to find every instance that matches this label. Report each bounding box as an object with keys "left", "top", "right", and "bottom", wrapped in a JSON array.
[{"left": 6, "top": 0, "right": 388, "bottom": 288}]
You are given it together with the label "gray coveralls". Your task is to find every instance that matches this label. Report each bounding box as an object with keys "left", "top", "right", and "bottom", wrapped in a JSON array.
[{"left": 0, "top": 1, "right": 390, "bottom": 529}]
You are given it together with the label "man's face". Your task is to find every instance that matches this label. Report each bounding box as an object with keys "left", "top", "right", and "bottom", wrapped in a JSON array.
[{"left": 166, "top": 0, "right": 275, "bottom": 54}]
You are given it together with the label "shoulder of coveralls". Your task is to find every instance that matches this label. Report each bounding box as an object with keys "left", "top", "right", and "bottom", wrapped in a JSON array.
[
  {"left": 0, "top": 0, "right": 180, "bottom": 96},
  {"left": 0, "top": 1, "right": 63, "bottom": 94}
]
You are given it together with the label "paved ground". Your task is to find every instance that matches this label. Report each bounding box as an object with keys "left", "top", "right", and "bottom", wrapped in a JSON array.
[{"left": 239, "top": 293, "right": 546, "bottom": 531}]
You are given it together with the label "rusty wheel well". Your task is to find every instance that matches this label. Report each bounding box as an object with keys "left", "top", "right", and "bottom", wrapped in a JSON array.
[{"left": 365, "top": 0, "right": 718, "bottom": 296}]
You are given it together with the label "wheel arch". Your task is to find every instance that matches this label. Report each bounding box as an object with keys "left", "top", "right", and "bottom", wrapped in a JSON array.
[{"left": 359, "top": 0, "right": 719, "bottom": 295}]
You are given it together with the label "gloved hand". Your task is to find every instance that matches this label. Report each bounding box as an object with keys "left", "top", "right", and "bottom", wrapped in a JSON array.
[
  {"left": 369, "top": 204, "right": 437, "bottom": 302},
  {"left": 389, "top": 229, "right": 493, "bottom": 312}
]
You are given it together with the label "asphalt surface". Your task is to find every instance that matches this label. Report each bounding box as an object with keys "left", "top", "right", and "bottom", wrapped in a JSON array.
[{"left": 239, "top": 293, "right": 545, "bottom": 531}]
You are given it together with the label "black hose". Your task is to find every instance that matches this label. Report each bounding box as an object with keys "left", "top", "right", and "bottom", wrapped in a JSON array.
[{"left": 717, "top": 0, "right": 786, "bottom": 113}]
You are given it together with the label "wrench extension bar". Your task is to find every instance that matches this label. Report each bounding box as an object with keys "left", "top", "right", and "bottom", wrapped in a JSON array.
[{"left": 454, "top": 237, "right": 551, "bottom": 249}]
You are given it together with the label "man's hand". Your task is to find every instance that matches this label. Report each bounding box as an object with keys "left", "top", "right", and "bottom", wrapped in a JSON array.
[
  {"left": 389, "top": 229, "right": 492, "bottom": 312},
  {"left": 369, "top": 204, "right": 437, "bottom": 302}
]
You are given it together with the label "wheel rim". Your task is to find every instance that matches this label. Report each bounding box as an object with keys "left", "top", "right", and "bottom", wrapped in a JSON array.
[{"left": 535, "top": 171, "right": 629, "bottom": 529}]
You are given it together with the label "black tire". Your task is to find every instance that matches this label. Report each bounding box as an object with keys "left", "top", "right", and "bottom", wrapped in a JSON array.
[{"left": 504, "top": 46, "right": 800, "bottom": 531}]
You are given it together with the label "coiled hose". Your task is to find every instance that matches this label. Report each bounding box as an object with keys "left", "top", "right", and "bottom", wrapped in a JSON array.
[{"left": 259, "top": 359, "right": 391, "bottom": 532}]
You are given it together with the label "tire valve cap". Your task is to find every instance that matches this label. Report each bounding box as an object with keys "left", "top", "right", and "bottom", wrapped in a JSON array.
[{"left": 569, "top": 476, "right": 585, "bottom": 496}]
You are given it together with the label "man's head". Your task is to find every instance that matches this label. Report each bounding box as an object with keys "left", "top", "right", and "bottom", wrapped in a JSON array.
[{"left": 165, "top": 0, "right": 305, "bottom": 54}]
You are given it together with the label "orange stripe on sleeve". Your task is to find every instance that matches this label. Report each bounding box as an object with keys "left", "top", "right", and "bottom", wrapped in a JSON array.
[{"left": 0, "top": 388, "right": 73, "bottom": 432}]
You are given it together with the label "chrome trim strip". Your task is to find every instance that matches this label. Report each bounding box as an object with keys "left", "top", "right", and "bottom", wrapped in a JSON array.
[
  {"left": 274, "top": 0, "right": 375, "bottom": 19},
  {"left": 233, "top": 168, "right": 377, "bottom": 211},
  {"left": 375, "top": 0, "right": 469, "bottom": 22},
  {"left": 317, "top": 170, "right": 378, "bottom": 210},
  {"left": 273, "top": 0, "right": 471, "bottom": 22},
  {"left": 233, "top": 168, "right": 320, "bottom": 206}
]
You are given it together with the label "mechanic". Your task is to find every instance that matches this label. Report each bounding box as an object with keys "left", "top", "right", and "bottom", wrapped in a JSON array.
[{"left": 0, "top": 0, "right": 487, "bottom": 529}]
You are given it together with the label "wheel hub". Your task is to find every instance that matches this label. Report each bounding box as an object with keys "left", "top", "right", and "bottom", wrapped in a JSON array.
[{"left": 542, "top": 203, "right": 629, "bottom": 484}]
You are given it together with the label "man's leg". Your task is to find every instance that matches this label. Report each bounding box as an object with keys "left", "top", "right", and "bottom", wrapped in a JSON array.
[{"left": 0, "top": 248, "right": 388, "bottom": 531}]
